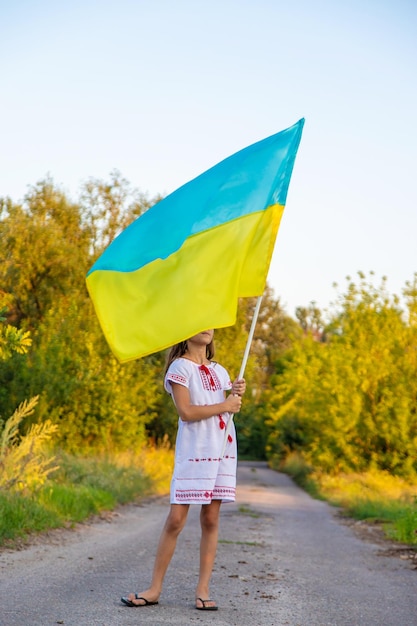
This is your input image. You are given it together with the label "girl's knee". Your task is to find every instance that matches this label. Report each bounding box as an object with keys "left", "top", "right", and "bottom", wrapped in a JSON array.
[
  {"left": 200, "top": 502, "right": 220, "bottom": 531},
  {"left": 165, "top": 505, "right": 188, "bottom": 535}
]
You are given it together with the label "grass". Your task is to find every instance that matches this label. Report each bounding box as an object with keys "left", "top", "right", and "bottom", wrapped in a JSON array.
[
  {"left": 2, "top": 440, "right": 416, "bottom": 550},
  {"left": 316, "top": 471, "right": 417, "bottom": 545},
  {"left": 279, "top": 453, "right": 417, "bottom": 545},
  {"left": 0, "top": 445, "right": 173, "bottom": 547},
  {"left": 0, "top": 491, "right": 61, "bottom": 542},
  {"left": 237, "top": 504, "right": 260, "bottom": 518},
  {"left": 39, "top": 483, "right": 115, "bottom": 523}
]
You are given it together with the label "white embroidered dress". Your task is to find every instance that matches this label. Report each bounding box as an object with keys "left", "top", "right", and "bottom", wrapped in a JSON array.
[{"left": 164, "top": 357, "right": 237, "bottom": 504}]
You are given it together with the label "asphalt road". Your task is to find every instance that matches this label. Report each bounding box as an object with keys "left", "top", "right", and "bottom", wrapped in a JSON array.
[{"left": 0, "top": 462, "right": 416, "bottom": 626}]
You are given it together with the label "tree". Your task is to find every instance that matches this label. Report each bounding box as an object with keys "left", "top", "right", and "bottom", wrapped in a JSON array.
[
  {"left": 266, "top": 273, "right": 417, "bottom": 476},
  {"left": 295, "top": 303, "right": 325, "bottom": 341},
  {"left": 0, "top": 305, "right": 32, "bottom": 361},
  {"left": 0, "top": 173, "right": 302, "bottom": 459},
  {"left": 80, "top": 169, "right": 161, "bottom": 258},
  {"left": 215, "top": 288, "right": 300, "bottom": 458},
  {"left": 0, "top": 180, "right": 91, "bottom": 327},
  {"left": 0, "top": 175, "right": 163, "bottom": 452}
]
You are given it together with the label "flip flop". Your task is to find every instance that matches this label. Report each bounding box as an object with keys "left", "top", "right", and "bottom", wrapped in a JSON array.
[
  {"left": 121, "top": 594, "right": 159, "bottom": 607},
  {"left": 196, "top": 597, "right": 218, "bottom": 611}
]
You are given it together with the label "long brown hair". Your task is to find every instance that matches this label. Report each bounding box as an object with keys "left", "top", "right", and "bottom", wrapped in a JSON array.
[{"left": 164, "top": 336, "right": 215, "bottom": 378}]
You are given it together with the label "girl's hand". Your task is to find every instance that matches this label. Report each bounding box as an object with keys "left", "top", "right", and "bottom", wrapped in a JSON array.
[
  {"left": 225, "top": 393, "right": 242, "bottom": 413},
  {"left": 231, "top": 378, "right": 246, "bottom": 396}
]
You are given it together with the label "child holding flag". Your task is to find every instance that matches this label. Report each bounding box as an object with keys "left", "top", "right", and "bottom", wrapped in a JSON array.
[{"left": 121, "top": 329, "right": 246, "bottom": 611}]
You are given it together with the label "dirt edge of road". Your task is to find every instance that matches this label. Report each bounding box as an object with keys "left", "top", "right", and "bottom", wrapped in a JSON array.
[{"left": 336, "top": 513, "right": 417, "bottom": 569}]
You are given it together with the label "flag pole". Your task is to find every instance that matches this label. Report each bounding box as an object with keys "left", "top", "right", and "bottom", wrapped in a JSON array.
[{"left": 221, "top": 295, "right": 263, "bottom": 457}]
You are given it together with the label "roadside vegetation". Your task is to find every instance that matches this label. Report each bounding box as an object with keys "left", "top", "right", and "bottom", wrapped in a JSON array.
[
  {"left": 279, "top": 453, "right": 417, "bottom": 545},
  {"left": 0, "top": 445, "right": 173, "bottom": 546},
  {"left": 0, "top": 175, "right": 416, "bottom": 548}
]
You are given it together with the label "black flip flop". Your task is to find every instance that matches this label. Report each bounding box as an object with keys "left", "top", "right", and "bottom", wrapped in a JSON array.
[
  {"left": 196, "top": 597, "right": 218, "bottom": 611},
  {"left": 121, "top": 594, "right": 159, "bottom": 607}
]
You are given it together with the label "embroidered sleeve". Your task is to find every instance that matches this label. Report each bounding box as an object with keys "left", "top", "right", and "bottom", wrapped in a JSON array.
[{"left": 164, "top": 360, "right": 190, "bottom": 394}]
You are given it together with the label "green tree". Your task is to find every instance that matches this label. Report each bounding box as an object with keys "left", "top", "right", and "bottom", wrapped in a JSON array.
[
  {"left": 24, "top": 298, "right": 161, "bottom": 453},
  {"left": 0, "top": 175, "right": 163, "bottom": 452},
  {"left": 266, "top": 273, "right": 417, "bottom": 476},
  {"left": 215, "top": 288, "right": 300, "bottom": 458},
  {"left": 80, "top": 169, "right": 161, "bottom": 257},
  {"left": 0, "top": 173, "right": 301, "bottom": 459},
  {"left": 0, "top": 180, "right": 91, "bottom": 328}
]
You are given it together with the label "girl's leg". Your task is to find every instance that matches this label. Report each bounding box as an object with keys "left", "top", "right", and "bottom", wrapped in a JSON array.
[
  {"left": 126, "top": 503, "right": 190, "bottom": 606},
  {"left": 195, "top": 499, "right": 222, "bottom": 608}
]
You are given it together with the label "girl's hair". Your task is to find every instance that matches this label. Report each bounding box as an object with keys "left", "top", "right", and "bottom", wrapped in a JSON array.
[{"left": 164, "top": 337, "right": 215, "bottom": 378}]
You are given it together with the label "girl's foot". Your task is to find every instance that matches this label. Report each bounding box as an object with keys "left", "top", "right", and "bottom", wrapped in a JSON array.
[
  {"left": 121, "top": 590, "right": 159, "bottom": 607},
  {"left": 195, "top": 597, "right": 218, "bottom": 611}
]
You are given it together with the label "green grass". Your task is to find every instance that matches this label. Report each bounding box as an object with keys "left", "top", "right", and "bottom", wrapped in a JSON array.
[
  {"left": 0, "top": 447, "right": 173, "bottom": 547},
  {"left": 237, "top": 504, "right": 260, "bottom": 518},
  {"left": 39, "top": 483, "right": 115, "bottom": 523},
  {"left": 3, "top": 444, "right": 415, "bottom": 550},
  {"left": 0, "top": 491, "right": 61, "bottom": 542},
  {"left": 390, "top": 505, "right": 417, "bottom": 544},
  {"left": 54, "top": 452, "right": 154, "bottom": 504},
  {"left": 338, "top": 495, "right": 417, "bottom": 545}
]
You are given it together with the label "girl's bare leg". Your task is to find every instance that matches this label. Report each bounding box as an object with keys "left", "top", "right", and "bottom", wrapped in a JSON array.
[
  {"left": 126, "top": 503, "right": 189, "bottom": 606},
  {"left": 195, "top": 499, "right": 221, "bottom": 608}
]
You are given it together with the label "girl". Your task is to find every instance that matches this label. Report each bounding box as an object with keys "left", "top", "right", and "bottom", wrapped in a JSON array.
[{"left": 121, "top": 329, "right": 246, "bottom": 611}]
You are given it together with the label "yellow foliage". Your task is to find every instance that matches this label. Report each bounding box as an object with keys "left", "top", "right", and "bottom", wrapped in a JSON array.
[
  {"left": 112, "top": 436, "right": 174, "bottom": 495},
  {"left": 0, "top": 323, "right": 32, "bottom": 360},
  {"left": 316, "top": 470, "right": 417, "bottom": 505},
  {"left": 0, "top": 396, "right": 38, "bottom": 455},
  {"left": 137, "top": 440, "right": 174, "bottom": 495},
  {"left": 0, "top": 396, "right": 59, "bottom": 493}
]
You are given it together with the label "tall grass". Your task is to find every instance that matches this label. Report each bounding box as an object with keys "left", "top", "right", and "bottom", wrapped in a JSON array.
[
  {"left": 0, "top": 491, "right": 61, "bottom": 542},
  {"left": 317, "top": 470, "right": 417, "bottom": 545},
  {"left": 0, "top": 396, "right": 59, "bottom": 492},
  {"left": 0, "top": 445, "right": 173, "bottom": 547}
]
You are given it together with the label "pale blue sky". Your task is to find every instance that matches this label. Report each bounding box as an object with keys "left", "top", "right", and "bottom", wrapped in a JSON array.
[{"left": 1, "top": 0, "right": 416, "bottom": 316}]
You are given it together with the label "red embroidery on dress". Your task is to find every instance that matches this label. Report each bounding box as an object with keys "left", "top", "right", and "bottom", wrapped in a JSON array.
[
  {"left": 168, "top": 373, "right": 187, "bottom": 385},
  {"left": 218, "top": 414, "right": 233, "bottom": 441},
  {"left": 199, "top": 364, "right": 222, "bottom": 391},
  {"left": 187, "top": 456, "right": 236, "bottom": 462},
  {"left": 175, "top": 487, "right": 236, "bottom": 501}
]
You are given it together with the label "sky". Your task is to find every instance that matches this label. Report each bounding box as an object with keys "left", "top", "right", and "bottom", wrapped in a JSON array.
[{"left": 1, "top": 0, "right": 416, "bottom": 317}]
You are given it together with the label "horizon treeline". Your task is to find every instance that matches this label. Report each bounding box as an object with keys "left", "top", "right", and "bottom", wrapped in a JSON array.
[{"left": 1, "top": 173, "right": 416, "bottom": 477}]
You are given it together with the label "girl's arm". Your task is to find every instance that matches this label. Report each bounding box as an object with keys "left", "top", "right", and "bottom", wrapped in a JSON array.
[{"left": 171, "top": 382, "right": 242, "bottom": 423}]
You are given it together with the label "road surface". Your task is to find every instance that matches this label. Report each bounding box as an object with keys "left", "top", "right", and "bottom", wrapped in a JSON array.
[{"left": 0, "top": 462, "right": 416, "bottom": 626}]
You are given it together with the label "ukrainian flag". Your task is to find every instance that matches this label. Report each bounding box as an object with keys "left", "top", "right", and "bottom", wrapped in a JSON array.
[{"left": 86, "top": 119, "right": 304, "bottom": 362}]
